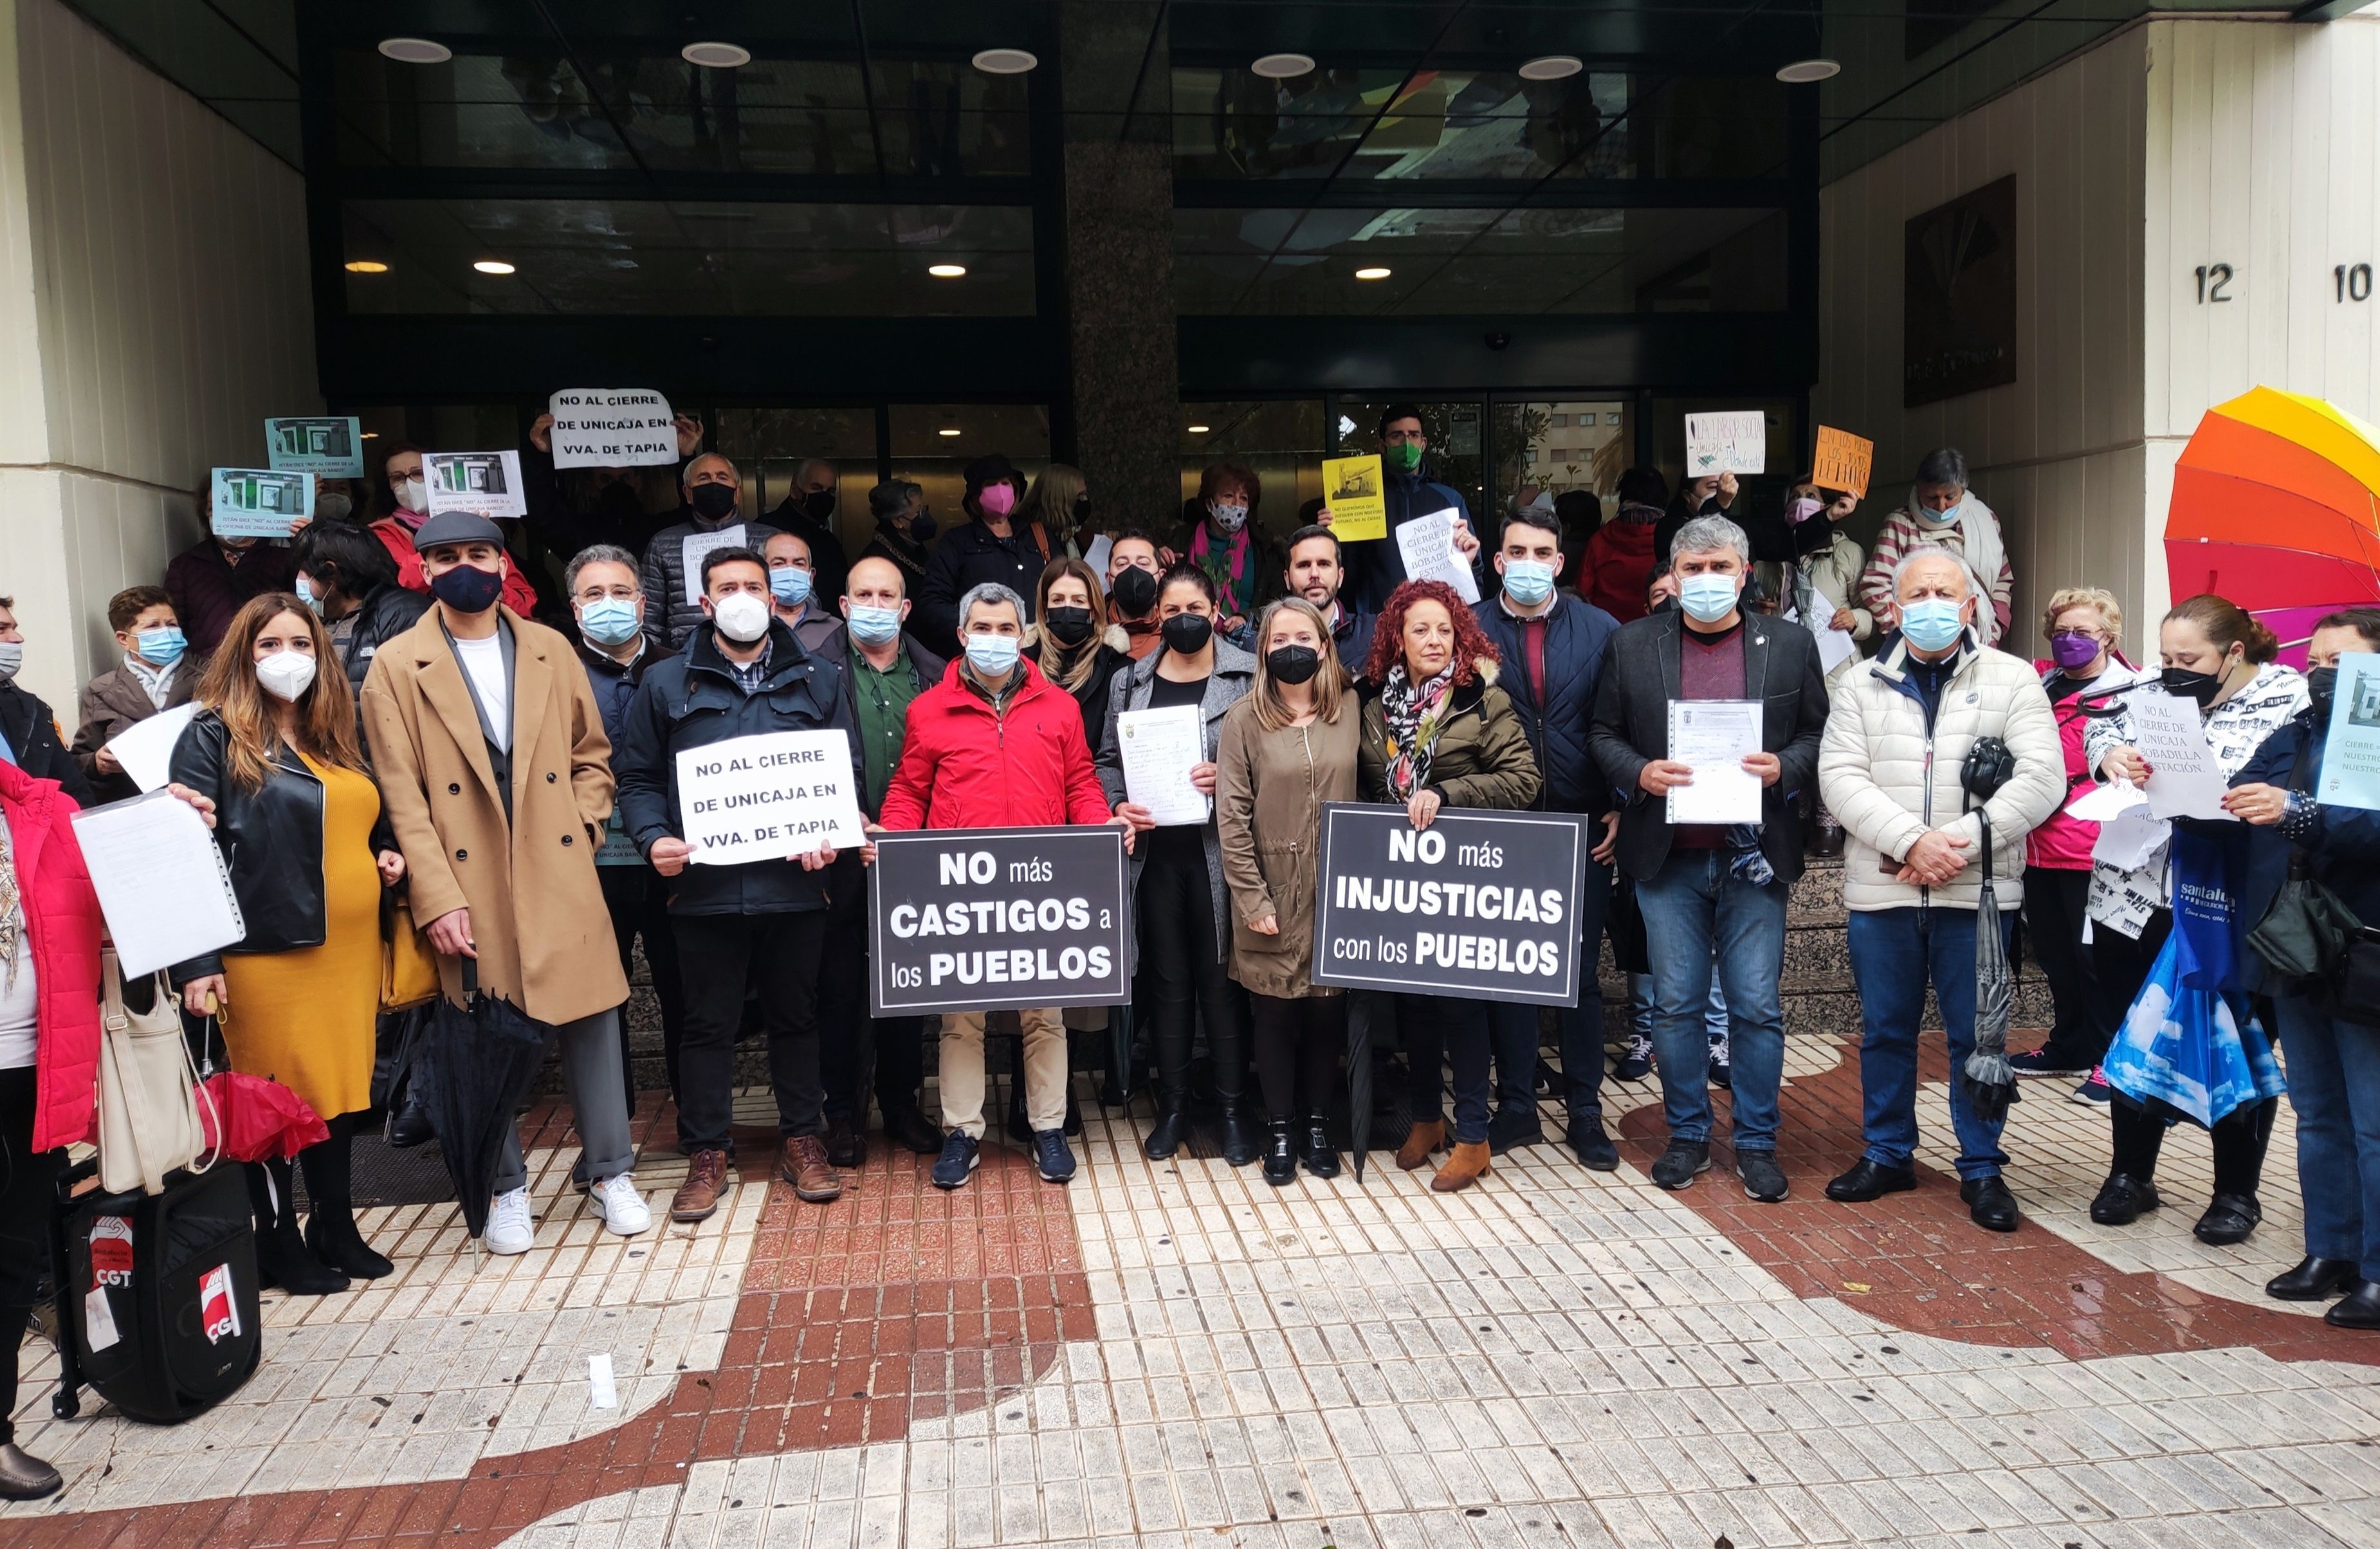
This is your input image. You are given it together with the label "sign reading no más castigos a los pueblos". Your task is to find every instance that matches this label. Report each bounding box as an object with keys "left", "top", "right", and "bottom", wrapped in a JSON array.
[{"left": 869, "top": 825, "right": 1131, "bottom": 1014}]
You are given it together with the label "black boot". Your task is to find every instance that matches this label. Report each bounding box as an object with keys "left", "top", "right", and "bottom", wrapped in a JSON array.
[
  {"left": 1144, "top": 1099, "right": 1192, "bottom": 1160},
  {"left": 300, "top": 1123, "right": 394, "bottom": 1279},
  {"left": 250, "top": 1159, "right": 347, "bottom": 1296},
  {"left": 1212, "top": 1020, "right": 1258, "bottom": 1166},
  {"left": 1217, "top": 1103, "right": 1261, "bottom": 1168},
  {"left": 1300, "top": 1112, "right": 1341, "bottom": 1178},
  {"left": 1263, "top": 1121, "right": 1297, "bottom": 1186},
  {"left": 1064, "top": 1085, "right": 1084, "bottom": 1137}
]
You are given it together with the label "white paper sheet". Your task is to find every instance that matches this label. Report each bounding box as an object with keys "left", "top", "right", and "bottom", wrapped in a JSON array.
[
  {"left": 1116, "top": 704, "right": 1210, "bottom": 825},
  {"left": 1684, "top": 410, "right": 1768, "bottom": 475},
  {"left": 1083, "top": 534, "right": 1113, "bottom": 580},
  {"left": 2092, "top": 804, "right": 2170, "bottom": 872},
  {"left": 2065, "top": 778, "right": 2148, "bottom": 823},
  {"left": 676, "top": 729, "right": 868, "bottom": 865},
  {"left": 1394, "top": 508, "right": 1480, "bottom": 604},
  {"left": 1665, "top": 700, "right": 1764, "bottom": 825},
  {"left": 1813, "top": 622, "right": 1856, "bottom": 675},
  {"left": 588, "top": 1353, "right": 618, "bottom": 1409},
  {"left": 424, "top": 450, "right": 527, "bottom": 520},
  {"left": 2127, "top": 690, "right": 2238, "bottom": 821},
  {"left": 70, "top": 791, "right": 245, "bottom": 978},
  {"left": 679, "top": 524, "right": 748, "bottom": 605},
  {"left": 102, "top": 702, "right": 200, "bottom": 794},
  {"left": 547, "top": 389, "right": 677, "bottom": 469}
]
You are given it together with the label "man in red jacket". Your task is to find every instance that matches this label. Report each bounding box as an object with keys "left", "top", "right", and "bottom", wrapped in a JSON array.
[{"left": 877, "top": 581, "right": 1133, "bottom": 1190}]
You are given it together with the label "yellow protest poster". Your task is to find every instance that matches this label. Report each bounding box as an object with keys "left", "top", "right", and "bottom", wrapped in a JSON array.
[
  {"left": 1811, "top": 426, "right": 1874, "bottom": 499},
  {"left": 1322, "top": 454, "right": 1388, "bottom": 542}
]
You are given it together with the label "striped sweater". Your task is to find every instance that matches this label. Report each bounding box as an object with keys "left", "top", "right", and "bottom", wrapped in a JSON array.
[{"left": 1854, "top": 501, "right": 2015, "bottom": 648}]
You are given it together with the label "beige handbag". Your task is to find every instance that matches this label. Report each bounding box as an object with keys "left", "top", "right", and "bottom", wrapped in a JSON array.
[{"left": 95, "top": 950, "right": 217, "bottom": 1196}]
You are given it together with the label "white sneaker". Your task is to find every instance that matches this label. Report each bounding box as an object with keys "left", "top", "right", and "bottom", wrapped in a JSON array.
[
  {"left": 593, "top": 1173, "right": 651, "bottom": 1236},
  {"left": 484, "top": 1187, "right": 535, "bottom": 1255}
]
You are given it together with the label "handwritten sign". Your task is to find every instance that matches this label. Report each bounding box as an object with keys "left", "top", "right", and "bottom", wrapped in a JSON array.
[
  {"left": 1685, "top": 411, "right": 1768, "bottom": 476},
  {"left": 2128, "top": 690, "right": 2235, "bottom": 822},
  {"left": 1811, "top": 425, "right": 1874, "bottom": 498},
  {"left": 265, "top": 417, "right": 364, "bottom": 478},
  {"left": 425, "top": 450, "right": 527, "bottom": 520},
  {"left": 1321, "top": 454, "right": 1387, "bottom": 542},
  {"left": 210, "top": 468, "right": 310, "bottom": 539},
  {"left": 675, "top": 729, "right": 866, "bottom": 865},
  {"left": 548, "top": 389, "right": 677, "bottom": 470}
]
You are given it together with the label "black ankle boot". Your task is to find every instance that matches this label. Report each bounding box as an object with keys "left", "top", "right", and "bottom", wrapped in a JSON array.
[
  {"left": 1300, "top": 1113, "right": 1341, "bottom": 1178},
  {"left": 251, "top": 1162, "right": 347, "bottom": 1296},
  {"left": 1218, "top": 1103, "right": 1261, "bottom": 1167},
  {"left": 1144, "top": 1101, "right": 1191, "bottom": 1160},
  {"left": 1263, "top": 1121, "right": 1297, "bottom": 1186},
  {"left": 306, "top": 1207, "right": 394, "bottom": 1280}
]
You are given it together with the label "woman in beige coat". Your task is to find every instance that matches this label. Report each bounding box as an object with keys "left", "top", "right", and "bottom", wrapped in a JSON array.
[{"left": 1216, "top": 597, "right": 1359, "bottom": 1186}]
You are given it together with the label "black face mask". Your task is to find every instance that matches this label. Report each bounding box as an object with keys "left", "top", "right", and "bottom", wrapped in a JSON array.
[
  {"left": 688, "top": 482, "right": 737, "bottom": 521},
  {"left": 429, "top": 562, "right": 505, "bottom": 615},
  {"left": 802, "top": 490, "right": 836, "bottom": 522},
  {"left": 1044, "top": 606, "right": 1095, "bottom": 648},
  {"left": 2308, "top": 665, "right": 2338, "bottom": 717},
  {"left": 1267, "top": 645, "right": 1322, "bottom": 685},
  {"left": 2161, "top": 665, "right": 2225, "bottom": 708},
  {"left": 1112, "top": 565, "right": 1158, "bottom": 616},
  {"left": 1161, "top": 612, "right": 1214, "bottom": 656}
]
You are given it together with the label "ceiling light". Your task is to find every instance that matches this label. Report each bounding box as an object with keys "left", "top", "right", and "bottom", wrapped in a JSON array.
[
  {"left": 361, "top": 431, "right": 380, "bottom": 439},
  {"left": 681, "top": 41, "right": 751, "bottom": 69},
  {"left": 1354, "top": 266, "right": 1392, "bottom": 280},
  {"left": 927, "top": 263, "right": 968, "bottom": 278},
  {"left": 938, "top": 427, "right": 963, "bottom": 437},
  {"left": 1186, "top": 425, "right": 1211, "bottom": 434},
  {"left": 343, "top": 260, "right": 389, "bottom": 274},
  {"left": 473, "top": 260, "right": 515, "bottom": 275},
  {"left": 1517, "top": 55, "right": 1582, "bottom": 82},
  {"left": 1251, "top": 53, "right": 1315, "bottom": 80},
  {"left": 1776, "top": 58, "right": 1841, "bottom": 84},
  {"left": 377, "top": 37, "right": 452, "bottom": 65},
  {"left": 971, "top": 48, "right": 1038, "bottom": 75}
]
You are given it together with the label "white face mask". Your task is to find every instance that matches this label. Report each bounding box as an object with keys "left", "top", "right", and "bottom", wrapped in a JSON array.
[
  {"left": 396, "top": 477, "right": 429, "bottom": 514},
  {"left": 712, "top": 591, "right": 771, "bottom": 643},
  {"left": 255, "top": 649, "right": 316, "bottom": 702}
]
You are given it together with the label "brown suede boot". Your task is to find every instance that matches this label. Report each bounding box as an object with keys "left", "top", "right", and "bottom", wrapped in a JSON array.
[
  {"left": 1396, "top": 1118, "right": 1445, "bottom": 1171},
  {"left": 1430, "top": 1139, "right": 1491, "bottom": 1193}
]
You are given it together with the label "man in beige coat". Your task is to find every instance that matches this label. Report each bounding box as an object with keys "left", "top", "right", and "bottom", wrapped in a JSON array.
[{"left": 361, "top": 511, "right": 650, "bottom": 1254}]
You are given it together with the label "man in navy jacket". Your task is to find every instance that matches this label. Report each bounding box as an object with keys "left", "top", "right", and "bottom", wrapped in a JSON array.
[
  {"left": 1472, "top": 507, "right": 1623, "bottom": 1167},
  {"left": 1335, "top": 404, "right": 1478, "bottom": 614}
]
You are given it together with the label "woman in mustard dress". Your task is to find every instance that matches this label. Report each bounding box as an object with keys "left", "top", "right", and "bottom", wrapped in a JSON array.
[{"left": 173, "top": 594, "right": 405, "bottom": 1295}]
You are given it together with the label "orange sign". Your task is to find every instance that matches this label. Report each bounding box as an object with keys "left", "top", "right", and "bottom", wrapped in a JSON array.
[{"left": 1811, "top": 426, "right": 1874, "bottom": 499}]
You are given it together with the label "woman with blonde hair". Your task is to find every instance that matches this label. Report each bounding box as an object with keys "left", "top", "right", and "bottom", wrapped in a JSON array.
[
  {"left": 1016, "top": 462, "right": 1097, "bottom": 560},
  {"left": 1216, "top": 596, "right": 1359, "bottom": 1184},
  {"left": 172, "top": 593, "right": 408, "bottom": 1294},
  {"left": 1026, "top": 556, "right": 1132, "bottom": 755}
]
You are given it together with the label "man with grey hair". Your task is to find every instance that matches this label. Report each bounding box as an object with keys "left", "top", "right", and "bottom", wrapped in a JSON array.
[
  {"left": 769, "top": 455, "right": 850, "bottom": 605},
  {"left": 1589, "top": 512, "right": 1830, "bottom": 1200},
  {"left": 640, "top": 453, "right": 785, "bottom": 649},
  {"left": 1819, "top": 544, "right": 2062, "bottom": 1233},
  {"left": 876, "top": 580, "right": 1135, "bottom": 1190}
]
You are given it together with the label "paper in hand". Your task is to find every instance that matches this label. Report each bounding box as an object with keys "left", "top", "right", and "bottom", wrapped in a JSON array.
[
  {"left": 1117, "top": 706, "right": 1210, "bottom": 825},
  {"left": 424, "top": 450, "right": 527, "bottom": 520},
  {"left": 1665, "top": 700, "right": 1763, "bottom": 825},
  {"left": 1395, "top": 509, "right": 1480, "bottom": 604},
  {"left": 71, "top": 791, "right": 244, "bottom": 978},
  {"left": 2127, "top": 691, "right": 2237, "bottom": 821},
  {"left": 102, "top": 703, "right": 201, "bottom": 795}
]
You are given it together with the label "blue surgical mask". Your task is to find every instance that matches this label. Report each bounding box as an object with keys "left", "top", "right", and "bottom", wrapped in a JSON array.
[
  {"left": 1501, "top": 559, "right": 1555, "bottom": 609},
  {"left": 1899, "top": 598, "right": 1968, "bottom": 652},
  {"left": 769, "top": 567, "right": 814, "bottom": 608},
  {"left": 1678, "top": 573, "right": 1740, "bottom": 624},
  {"left": 1918, "top": 499, "right": 1962, "bottom": 529},
  {"left": 964, "top": 632, "right": 1021, "bottom": 677},
  {"left": 134, "top": 625, "right": 187, "bottom": 666},
  {"left": 847, "top": 605, "right": 902, "bottom": 646},
  {"left": 294, "top": 574, "right": 322, "bottom": 614},
  {"left": 578, "top": 598, "right": 642, "bottom": 648}
]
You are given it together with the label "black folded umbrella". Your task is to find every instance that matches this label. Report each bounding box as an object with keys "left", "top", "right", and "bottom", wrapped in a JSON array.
[
  {"left": 422, "top": 960, "right": 550, "bottom": 1241},
  {"left": 1346, "top": 993, "right": 1375, "bottom": 1182}
]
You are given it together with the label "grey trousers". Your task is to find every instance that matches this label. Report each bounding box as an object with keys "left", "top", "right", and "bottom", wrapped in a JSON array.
[{"left": 493, "top": 1006, "right": 637, "bottom": 1195}]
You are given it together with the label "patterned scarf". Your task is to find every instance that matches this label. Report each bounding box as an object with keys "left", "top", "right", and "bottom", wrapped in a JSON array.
[
  {"left": 1380, "top": 662, "right": 1458, "bottom": 800},
  {"left": 0, "top": 813, "right": 19, "bottom": 994},
  {"left": 1189, "top": 522, "right": 1257, "bottom": 618}
]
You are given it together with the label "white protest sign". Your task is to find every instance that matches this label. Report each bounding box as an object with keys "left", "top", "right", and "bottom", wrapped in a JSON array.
[
  {"left": 425, "top": 450, "right": 527, "bottom": 520},
  {"left": 1684, "top": 410, "right": 1768, "bottom": 476},
  {"left": 680, "top": 524, "right": 747, "bottom": 605},
  {"left": 676, "top": 729, "right": 866, "bottom": 865},
  {"left": 2128, "top": 691, "right": 2237, "bottom": 821},
  {"left": 210, "top": 468, "right": 311, "bottom": 539},
  {"left": 1395, "top": 508, "right": 1480, "bottom": 603},
  {"left": 547, "top": 389, "right": 677, "bottom": 470}
]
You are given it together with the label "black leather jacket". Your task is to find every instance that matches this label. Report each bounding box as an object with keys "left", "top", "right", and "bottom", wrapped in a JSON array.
[{"left": 338, "top": 580, "right": 432, "bottom": 694}]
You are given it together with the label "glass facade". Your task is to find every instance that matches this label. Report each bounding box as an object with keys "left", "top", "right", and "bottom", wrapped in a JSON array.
[{"left": 1178, "top": 401, "right": 1327, "bottom": 536}]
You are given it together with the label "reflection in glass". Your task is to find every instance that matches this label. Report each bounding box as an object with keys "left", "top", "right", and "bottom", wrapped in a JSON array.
[
  {"left": 1177, "top": 403, "right": 1326, "bottom": 536},
  {"left": 709, "top": 407, "right": 881, "bottom": 558},
  {"left": 1492, "top": 401, "right": 1632, "bottom": 508},
  {"left": 888, "top": 405, "right": 1052, "bottom": 531}
]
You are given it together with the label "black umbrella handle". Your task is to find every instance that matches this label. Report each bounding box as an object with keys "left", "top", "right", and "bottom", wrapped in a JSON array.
[{"left": 461, "top": 957, "right": 479, "bottom": 1000}]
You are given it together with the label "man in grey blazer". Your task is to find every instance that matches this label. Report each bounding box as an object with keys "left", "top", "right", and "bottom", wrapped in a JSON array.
[{"left": 1588, "top": 514, "right": 1830, "bottom": 1202}]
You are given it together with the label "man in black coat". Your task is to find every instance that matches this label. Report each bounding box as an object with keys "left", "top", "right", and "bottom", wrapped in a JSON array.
[
  {"left": 1588, "top": 513, "right": 1828, "bottom": 1204},
  {"left": 291, "top": 520, "right": 433, "bottom": 695},
  {"left": 0, "top": 597, "right": 93, "bottom": 804}
]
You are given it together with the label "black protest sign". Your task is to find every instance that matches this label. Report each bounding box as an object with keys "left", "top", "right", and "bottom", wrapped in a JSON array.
[
  {"left": 870, "top": 825, "right": 1132, "bottom": 1014},
  {"left": 1312, "top": 803, "right": 1591, "bottom": 1007}
]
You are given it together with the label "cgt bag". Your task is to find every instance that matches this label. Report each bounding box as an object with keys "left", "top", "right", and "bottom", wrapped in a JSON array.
[
  {"left": 95, "top": 951, "right": 217, "bottom": 1197},
  {"left": 381, "top": 894, "right": 439, "bottom": 1013}
]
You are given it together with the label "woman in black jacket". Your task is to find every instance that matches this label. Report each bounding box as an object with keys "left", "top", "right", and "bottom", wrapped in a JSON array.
[
  {"left": 172, "top": 594, "right": 407, "bottom": 1295},
  {"left": 289, "top": 518, "right": 431, "bottom": 693},
  {"left": 1027, "top": 557, "right": 1132, "bottom": 756}
]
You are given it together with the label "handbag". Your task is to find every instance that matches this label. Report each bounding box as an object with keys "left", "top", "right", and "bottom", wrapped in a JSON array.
[
  {"left": 380, "top": 895, "right": 439, "bottom": 1013},
  {"left": 95, "top": 949, "right": 217, "bottom": 1196}
]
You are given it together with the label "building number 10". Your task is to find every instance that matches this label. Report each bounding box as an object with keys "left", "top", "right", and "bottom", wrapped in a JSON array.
[{"left": 2337, "top": 264, "right": 2373, "bottom": 303}]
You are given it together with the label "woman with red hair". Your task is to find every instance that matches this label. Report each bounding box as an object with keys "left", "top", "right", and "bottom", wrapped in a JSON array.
[{"left": 1358, "top": 580, "right": 1541, "bottom": 1191}]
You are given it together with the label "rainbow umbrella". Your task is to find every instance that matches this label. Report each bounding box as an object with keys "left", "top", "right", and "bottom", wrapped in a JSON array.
[{"left": 2166, "top": 386, "right": 2380, "bottom": 663}]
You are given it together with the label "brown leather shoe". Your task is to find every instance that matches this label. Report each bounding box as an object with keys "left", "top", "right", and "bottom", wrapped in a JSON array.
[
  {"left": 1430, "top": 1139, "right": 1491, "bottom": 1193},
  {"left": 780, "top": 1134, "right": 843, "bottom": 1203},
  {"left": 1395, "top": 1118, "right": 1445, "bottom": 1171},
  {"left": 670, "top": 1148, "right": 729, "bottom": 1222}
]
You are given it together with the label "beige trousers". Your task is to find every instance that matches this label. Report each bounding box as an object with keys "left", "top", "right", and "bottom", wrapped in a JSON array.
[{"left": 939, "top": 1007, "right": 1068, "bottom": 1139}]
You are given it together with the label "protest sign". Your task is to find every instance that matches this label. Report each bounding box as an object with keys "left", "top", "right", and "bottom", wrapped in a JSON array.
[
  {"left": 1394, "top": 508, "right": 1481, "bottom": 603},
  {"left": 547, "top": 389, "right": 677, "bottom": 470},
  {"left": 870, "top": 825, "right": 1131, "bottom": 1014},
  {"left": 2318, "top": 650, "right": 2380, "bottom": 812},
  {"left": 264, "top": 416, "right": 364, "bottom": 477},
  {"left": 1684, "top": 410, "right": 1768, "bottom": 476},
  {"left": 675, "top": 729, "right": 866, "bottom": 865},
  {"left": 1312, "top": 803, "right": 1591, "bottom": 1008},
  {"left": 425, "top": 450, "right": 527, "bottom": 520},
  {"left": 210, "top": 468, "right": 310, "bottom": 539},
  {"left": 2130, "top": 690, "right": 2235, "bottom": 821},
  {"left": 1811, "top": 425, "right": 1874, "bottom": 497},
  {"left": 1321, "top": 454, "right": 1387, "bottom": 542}
]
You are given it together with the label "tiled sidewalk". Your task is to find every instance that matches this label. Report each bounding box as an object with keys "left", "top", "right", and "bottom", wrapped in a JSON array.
[{"left": 5, "top": 1033, "right": 2379, "bottom": 1549}]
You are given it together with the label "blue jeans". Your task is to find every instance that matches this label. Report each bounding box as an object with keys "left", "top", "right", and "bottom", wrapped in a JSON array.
[
  {"left": 1496, "top": 854, "right": 1611, "bottom": 1130},
  {"left": 1404, "top": 994, "right": 1493, "bottom": 1144},
  {"left": 1633, "top": 851, "right": 1787, "bottom": 1150},
  {"left": 1846, "top": 906, "right": 2009, "bottom": 1180},
  {"left": 2273, "top": 993, "right": 2380, "bottom": 1280},
  {"left": 1629, "top": 966, "right": 1726, "bottom": 1045}
]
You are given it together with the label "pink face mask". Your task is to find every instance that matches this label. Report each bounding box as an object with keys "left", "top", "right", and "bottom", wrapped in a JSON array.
[{"left": 978, "top": 483, "right": 1016, "bottom": 518}]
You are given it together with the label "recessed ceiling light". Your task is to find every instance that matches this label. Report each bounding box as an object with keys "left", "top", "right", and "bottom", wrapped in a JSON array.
[
  {"left": 1251, "top": 53, "right": 1315, "bottom": 80},
  {"left": 1517, "top": 55, "right": 1582, "bottom": 82},
  {"left": 343, "top": 260, "right": 389, "bottom": 274},
  {"left": 927, "top": 263, "right": 968, "bottom": 278},
  {"left": 1187, "top": 425, "right": 1211, "bottom": 434},
  {"left": 1776, "top": 58, "right": 1841, "bottom": 84},
  {"left": 971, "top": 48, "right": 1038, "bottom": 75},
  {"left": 938, "top": 427, "right": 963, "bottom": 437},
  {"left": 1354, "top": 266, "right": 1392, "bottom": 280},
  {"left": 473, "top": 260, "right": 515, "bottom": 275},
  {"left": 377, "top": 37, "right": 452, "bottom": 65},
  {"left": 681, "top": 41, "right": 751, "bottom": 69}
]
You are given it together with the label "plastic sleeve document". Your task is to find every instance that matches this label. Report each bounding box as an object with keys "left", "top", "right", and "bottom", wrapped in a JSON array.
[
  {"left": 70, "top": 791, "right": 245, "bottom": 978},
  {"left": 1115, "top": 704, "right": 1210, "bottom": 825},
  {"left": 1665, "top": 700, "right": 1764, "bottom": 825}
]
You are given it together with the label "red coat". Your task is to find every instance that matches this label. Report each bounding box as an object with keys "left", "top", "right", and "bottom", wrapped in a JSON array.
[
  {"left": 879, "top": 660, "right": 1116, "bottom": 831},
  {"left": 1577, "top": 518, "right": 1656, "bottom": 623},
  {"left": 0, "top": 759, "right": 105, "bottom": 1152},
  {"left": 372, "top": 515, "right": 541, "bottom": 616}
]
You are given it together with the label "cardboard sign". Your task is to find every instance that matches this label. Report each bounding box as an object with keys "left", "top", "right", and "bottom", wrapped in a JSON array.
[
  {"left": 675, "top": 729, "right": 866, "bottom": 865},
  {"left": 870, "top": 826, "right": 1132, "bottom": 1014},
  {"left": 1684, "top": 411, "right": 1768, "bottom": 476},
  {"left": 548, "top": 389, "right": 677, "bottom": 470},
  {"left": 1811, "top": 425, "right": 1874, "bottom": 498},
  {"left": 1321, "top": 454, "right": 1388, "bottom": 542},
  {"left": 264, "top": 416, "right": 365, "bottom": 477},
  {"left": 210, "top": 467, "right": 311, "bottom": 538},
  {"left": 425, "top": 450, "right": 527, "bottom": 520}
]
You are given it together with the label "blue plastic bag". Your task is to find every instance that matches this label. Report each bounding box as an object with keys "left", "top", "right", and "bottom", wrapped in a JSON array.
[{"left": 2103, "top": 928, "right": 2286, "bottom": 1127}]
